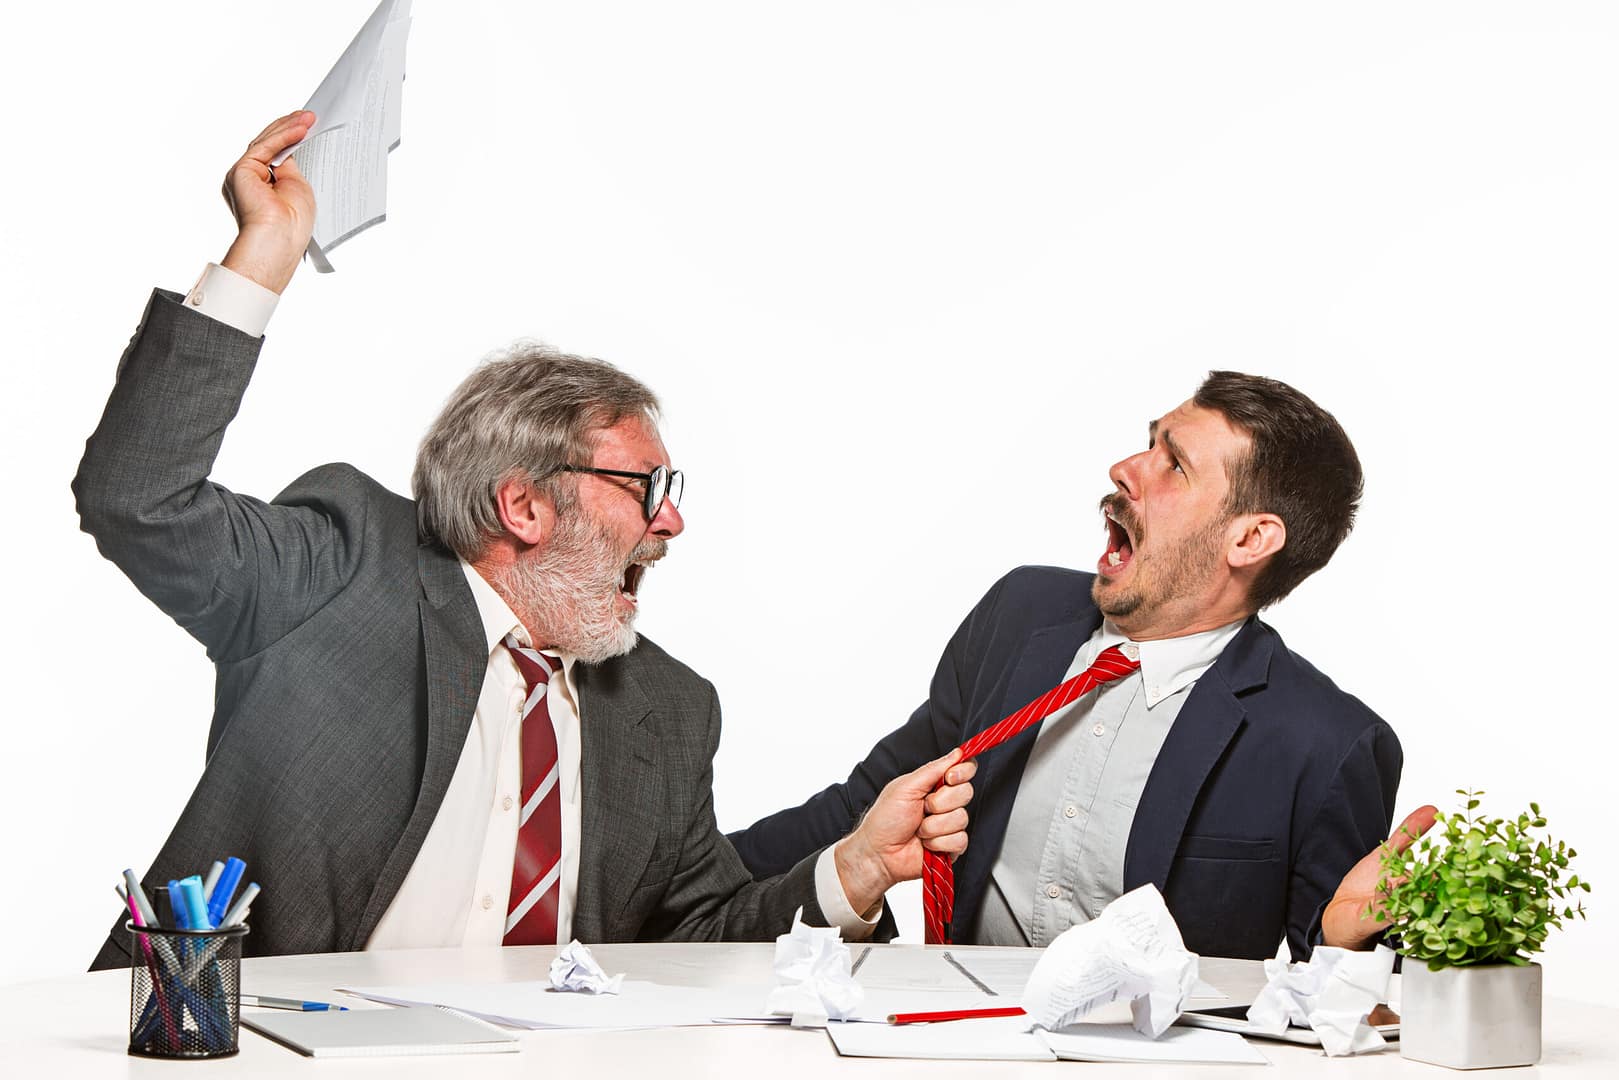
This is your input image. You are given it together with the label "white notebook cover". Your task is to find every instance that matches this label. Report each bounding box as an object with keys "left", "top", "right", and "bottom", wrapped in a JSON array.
[{"left": 243, "top": 1004, "right": 519, "bottom": 1058}]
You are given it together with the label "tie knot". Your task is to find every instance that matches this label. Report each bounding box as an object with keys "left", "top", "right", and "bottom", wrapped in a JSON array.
[
  {"left": 1091, "top": 643, "right": 1142, "bottom": 679},
  {"left": 503, "top": 634, "right": 560, "bottom": 693}
]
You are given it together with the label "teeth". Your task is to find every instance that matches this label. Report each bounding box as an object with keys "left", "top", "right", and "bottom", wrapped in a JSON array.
[{"left": 1106, "top": 551, "right": 1122, "bottom": 566}]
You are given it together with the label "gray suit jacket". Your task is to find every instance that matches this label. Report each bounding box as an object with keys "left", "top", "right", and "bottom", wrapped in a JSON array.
[{"left": 77, "top": 291, "right": 821, "bottom": 970}]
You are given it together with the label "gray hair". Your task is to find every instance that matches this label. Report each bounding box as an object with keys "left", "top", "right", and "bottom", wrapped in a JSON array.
[{"left": 413, "top": 341, "right": 661, "bottom": 560}]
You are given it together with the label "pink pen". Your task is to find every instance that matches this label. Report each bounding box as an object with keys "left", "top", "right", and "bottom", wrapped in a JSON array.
[{"left": 121, "top": 886, "right": 182, "bottom": 1050}]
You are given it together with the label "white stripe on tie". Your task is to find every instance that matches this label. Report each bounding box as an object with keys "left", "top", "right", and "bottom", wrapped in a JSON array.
[
  {"left": 505, "top": 857, "right": 562, "bottom": 935},
  {"left": 521, "top": 764, "right": 559, "bottom": 827},
  {"left": 524, "top": 682, "right": 548, "bottom": 715}
]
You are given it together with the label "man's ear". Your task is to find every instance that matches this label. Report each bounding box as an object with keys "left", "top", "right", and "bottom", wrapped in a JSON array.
[
  {"left": 1227, "top": 512, "right": 1286, "bottom": 570},
  {"left": 493, "top": 476, "right": 556, "bottom": 548}
]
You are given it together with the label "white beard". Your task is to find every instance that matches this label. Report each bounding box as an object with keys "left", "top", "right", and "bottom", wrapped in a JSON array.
[{"left": 495, "top": 512, "right": 642, "bottom": 664}]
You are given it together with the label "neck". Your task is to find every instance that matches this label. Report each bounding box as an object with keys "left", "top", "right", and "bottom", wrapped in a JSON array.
[{"left": 1110, "top": 585, "right": 1255, "bottom": 642}]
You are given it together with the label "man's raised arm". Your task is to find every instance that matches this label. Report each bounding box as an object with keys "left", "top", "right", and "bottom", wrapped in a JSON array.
[
  {"left": 219, "top": 110, "right": 318, "bottom": 295},
  {"left": 72, "top": 111, "right": 381, "bottom": 663}
]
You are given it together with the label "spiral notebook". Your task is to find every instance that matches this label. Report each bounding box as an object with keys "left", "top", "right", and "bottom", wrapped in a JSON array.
[{"left": 243, "top": 1004, "right": 520, "bottom": 1057}]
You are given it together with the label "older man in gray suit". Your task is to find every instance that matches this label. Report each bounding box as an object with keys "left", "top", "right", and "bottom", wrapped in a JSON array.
[{"left": 77, "top": 112, "right": 973, "bottom": 969}]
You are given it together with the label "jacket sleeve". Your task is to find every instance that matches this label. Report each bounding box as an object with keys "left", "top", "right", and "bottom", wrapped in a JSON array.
[
  {"left": 632, "top": 680, "right": 827, "bottom": 941},
  {"left": 725, "top": 572, "right": 1013, "bottom": 879},
  {"left": 73, "top": 291, "right": 364, "bottom": 663},
  {"left": 1291, "top": 719, "right": 1403, "bottom": 960}
]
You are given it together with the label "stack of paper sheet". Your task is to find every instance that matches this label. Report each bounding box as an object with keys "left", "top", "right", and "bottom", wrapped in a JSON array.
[
  {"left": 273, "top": 0, "right": 413, "bottom": 271},
  {"left": 343, "top": 979, "right": 1003, "bottom": 1030}
]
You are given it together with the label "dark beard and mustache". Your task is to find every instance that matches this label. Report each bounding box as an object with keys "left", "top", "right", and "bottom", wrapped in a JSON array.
[
  {"left": 495, "top": 511, "right": 667, "bottom": 664},
  {"left": 1092, "top": 492, "right": 1224, "bottom": 622}
]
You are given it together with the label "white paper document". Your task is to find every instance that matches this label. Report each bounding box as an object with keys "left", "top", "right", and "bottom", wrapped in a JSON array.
[
  {"left": 1020, "top": 884, "right": 1200, "bottom": 1038},
  {"left": 851, "top": 944, "right": 1224, "bottom": 1001},
  {"left": 852, "top": 946, "right": 1038, "bottom": 995},
  {"left": 272, "top": 0, "right": 413, "bottom": 271},
  {"left": 346, "top": 980, "right": 773, "bottom": 1030},
  {"left": 827, "top": 1015, "right": 1056, "bottom": 1061},
  {"left": 349, "top": 978, "right": 1005, "bottom": 1030},
  {"left": 1042, "top": 1023, "right": 1270, "bottom": 1064}
]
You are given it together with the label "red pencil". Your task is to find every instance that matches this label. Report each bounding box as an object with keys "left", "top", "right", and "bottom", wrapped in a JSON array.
[{"left": 887, "top": 1006, "right": 1027, "bottom": 1025}]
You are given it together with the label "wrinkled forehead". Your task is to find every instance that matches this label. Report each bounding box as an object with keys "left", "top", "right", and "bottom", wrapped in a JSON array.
[
  {"left": 1151, "top": 400, "right": 1250, "bottom": 474},
  {"left": 587, "top": 413, "right": 673, "bottom": 469}
]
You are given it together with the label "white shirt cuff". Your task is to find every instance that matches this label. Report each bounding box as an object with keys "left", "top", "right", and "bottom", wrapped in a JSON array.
[
  {"left": 183, "top": 263, "right": 279, "bottom": 338},
  {"left": 813, "top": 845, "right": 882, "bottom": 941}
]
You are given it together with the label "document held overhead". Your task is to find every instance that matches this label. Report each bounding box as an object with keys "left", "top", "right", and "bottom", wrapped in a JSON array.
[{"left": 272, "top": 0, "right": 413, "bottom": 271}]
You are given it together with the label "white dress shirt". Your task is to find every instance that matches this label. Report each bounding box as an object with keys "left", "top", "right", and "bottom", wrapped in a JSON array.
[
  {"left": 368, "top": 563, "right": 586, "bottom": 947},
  {"left": 974, "top": 618, "right": 1244, "bottom": 946}
]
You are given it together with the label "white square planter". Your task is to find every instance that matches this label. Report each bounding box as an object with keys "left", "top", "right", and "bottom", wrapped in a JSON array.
[{"left": 1399, "top": 961, "right": 1542, "bottom": 1069}]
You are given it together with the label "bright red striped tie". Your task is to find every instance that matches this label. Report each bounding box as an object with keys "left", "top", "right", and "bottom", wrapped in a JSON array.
[
  {"left": 922, "top": 644, "right": 1140, "bottom": 944},
  {"left": 503, "top": 635, "right": 564, "bottom": 946}
]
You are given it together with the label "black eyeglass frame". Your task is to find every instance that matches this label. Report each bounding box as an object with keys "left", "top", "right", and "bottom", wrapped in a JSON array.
[{"left": 559, "top": 464, "right": 684, "bottom": 522}]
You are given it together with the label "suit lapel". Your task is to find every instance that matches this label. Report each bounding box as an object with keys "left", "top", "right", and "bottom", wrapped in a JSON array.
[
  {"left": 571, "top": 656, "right": 661, "bottom": 943},
  {"left": 350, "top": 544, "right": 487, "bottom": 949},
  {"left": 1123, "top": 616, "right": 1273, "bottom": 891},
  {"left": 954, "top": 610, "right": 1102, "bottom": 934}
]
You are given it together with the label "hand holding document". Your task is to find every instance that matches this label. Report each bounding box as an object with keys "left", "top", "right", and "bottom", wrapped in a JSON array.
[
  {"left": 1019, "top": 884, "right": 1199, "bottom": 1038},
  {"left": 272, "top": 0, "right": 413, "bottom": 271},
  {"left": 1246, "top": 943, "right": 1396, "bottom": 1056}
]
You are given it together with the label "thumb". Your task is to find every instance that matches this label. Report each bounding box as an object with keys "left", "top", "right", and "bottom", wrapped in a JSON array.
[
  {"left": 904, "top": 748, "right": 964, "bottom": 795},
  {"left": 1386, "top": 804, "right": 1439, "bottom": 855}
]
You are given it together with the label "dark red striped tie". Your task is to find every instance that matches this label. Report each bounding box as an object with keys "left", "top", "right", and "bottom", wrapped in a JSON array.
[
  {"left": 503, "top": 635, "right": 564, "bottom": 946},
  {"left": 922, "top": 644, "right": 1140, "bottom": 944}
]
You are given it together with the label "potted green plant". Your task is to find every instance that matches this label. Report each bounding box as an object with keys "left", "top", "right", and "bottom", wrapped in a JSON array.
[{"left": 1374, "top": 790, "right": 1590, "bottom": 1069}]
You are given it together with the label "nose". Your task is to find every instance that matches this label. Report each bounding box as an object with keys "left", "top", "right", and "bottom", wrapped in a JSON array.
[
  {"left": 1108, "top": 449, "right": 1146, "bottom": 501},
  {"left": 649, "top": 495, "right": 684, "bottom": 540}
]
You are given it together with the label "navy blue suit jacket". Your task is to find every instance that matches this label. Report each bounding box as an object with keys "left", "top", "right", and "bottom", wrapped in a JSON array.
[{"left": 729, "top": 566, "right": 1402, "bottom": 960}]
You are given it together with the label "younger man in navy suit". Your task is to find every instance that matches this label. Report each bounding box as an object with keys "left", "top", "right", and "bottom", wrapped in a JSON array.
[{"left": 730, "top": 373, "right": 1433, "bottom": 960}]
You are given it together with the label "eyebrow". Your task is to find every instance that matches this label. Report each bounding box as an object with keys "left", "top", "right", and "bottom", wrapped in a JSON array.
[{"left": 1148, "top": 420, "right": 1195, "bottom": 475}]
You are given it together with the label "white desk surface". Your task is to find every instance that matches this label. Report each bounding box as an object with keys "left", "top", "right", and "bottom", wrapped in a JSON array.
[{"left": 2, "top": 943, "right": 1612, "bottom": 1076}]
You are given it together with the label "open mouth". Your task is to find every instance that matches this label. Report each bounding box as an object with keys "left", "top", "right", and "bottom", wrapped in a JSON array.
[
  {"left": 619, "top": 561, "right": 652, "bottom": 605},
  {"left": 1100, "top": 505, "right": 1135, "bottom": 576}
]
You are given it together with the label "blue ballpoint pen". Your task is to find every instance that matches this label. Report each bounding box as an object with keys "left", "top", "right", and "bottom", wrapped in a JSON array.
[
  {"left": 240, "top": 994, "right": 349, "bottom": 1012},
  {"left": 207, "top": 858, "right": 246, "bottom": 927}
]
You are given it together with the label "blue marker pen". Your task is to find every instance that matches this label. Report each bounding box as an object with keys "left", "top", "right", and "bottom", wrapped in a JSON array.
[
  {"left": 207, "top": 858, "right": 246, "bottom": 927},
  {"left": 179, "top": 875, "right": 211, "bottom": 931},
  {"left": 166, "top": 881, "right": 189, "bottom": 929}
]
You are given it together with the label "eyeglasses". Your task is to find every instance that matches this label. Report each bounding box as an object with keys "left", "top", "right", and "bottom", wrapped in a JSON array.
[{"left": 560, "top": 464, "right": 684, "bottom": 522}]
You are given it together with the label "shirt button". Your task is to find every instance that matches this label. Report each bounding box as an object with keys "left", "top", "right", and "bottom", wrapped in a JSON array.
[
  {"left": 1121, "top": 643, "right": 1140, "bottom": 661},
  {"left": 502, "top": 795, "right": 514, "bottom": 811},
  {"left": 188, "top": 290, "right": 205, "bottom": 306},
  {"left": 1046, "top": 884, "right": 1062, "bottom": 899},
  {"left": 1064, "top": 805, "right": 1079, "bottom": 819},
  {"left": 480, "top": 894, "right": 494, "bottom": 910},
  {"left": 1092, "top": 723, "right": 1107, "bottom": 737}
]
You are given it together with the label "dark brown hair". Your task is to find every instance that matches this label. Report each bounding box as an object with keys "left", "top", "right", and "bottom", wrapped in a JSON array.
[{"left": 1194, "top": 371, "right": 1363, "bottom": 610}]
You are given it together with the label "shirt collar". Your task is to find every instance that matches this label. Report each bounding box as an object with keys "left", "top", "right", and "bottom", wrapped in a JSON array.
[
  {"left": 1089, "top": 618, "right": 1246, "bottom": 708},
  {"left": 458, "top": 560, "right": 579, "bottom": 691}
]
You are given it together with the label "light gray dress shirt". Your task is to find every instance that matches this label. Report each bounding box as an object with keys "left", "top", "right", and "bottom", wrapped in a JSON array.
[{"left": 972, "top": 619, "right": 1243, "bottom": 946}]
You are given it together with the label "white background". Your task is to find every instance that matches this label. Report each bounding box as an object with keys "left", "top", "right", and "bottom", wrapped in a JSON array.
[{"left": 1, "top": 2, "right": 1614, "bottom": 1003}]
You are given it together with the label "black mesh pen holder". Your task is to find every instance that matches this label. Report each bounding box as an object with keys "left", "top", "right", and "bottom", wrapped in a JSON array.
[{"left": 126, "top": 921, "right": 249, "bottom": 1058}]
